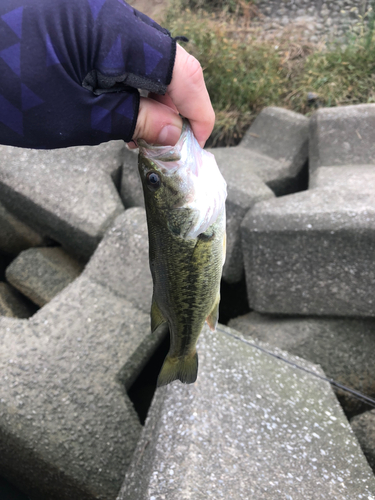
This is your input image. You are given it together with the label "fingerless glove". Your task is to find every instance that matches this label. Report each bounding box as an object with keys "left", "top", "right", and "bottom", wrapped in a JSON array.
[{"left": 0, "top": 0, "right": 176, "bottom": 148}]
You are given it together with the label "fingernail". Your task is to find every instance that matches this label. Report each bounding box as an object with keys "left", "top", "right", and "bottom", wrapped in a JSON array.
[
  {"left": 126, "top": 140, "right": 138, "bottom": 150},
  {"left": 157, "top": 124, "right": 182, "bottom": 146}
]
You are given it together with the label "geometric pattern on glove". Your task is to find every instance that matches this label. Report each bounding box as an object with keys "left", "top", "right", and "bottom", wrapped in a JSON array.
[
  {"left": 0, "top": 43, "right": 21, "bottom": 75},
  {"left": 0, "top": 94, "right": 23, "bottom": 135},
  {"left": 87, "top": 0, "right": 107, "bottom": 20},
  {"left": 143, "top": 42, "right": 163, "bottom": 76},
  {"left": 1, "top": 6, "right": 23, "bottom": 38}
]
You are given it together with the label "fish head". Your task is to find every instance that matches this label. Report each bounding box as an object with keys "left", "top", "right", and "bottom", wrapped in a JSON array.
[
  {"left": 138, "top": 146, "right": 187, "bottom": 213},
  {"left": 138, "top": 120, "right": 227, "bottom": 239}
]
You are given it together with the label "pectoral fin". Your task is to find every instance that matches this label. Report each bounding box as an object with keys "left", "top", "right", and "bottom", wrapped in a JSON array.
[
  {"left": 167, "top": 208, "right": 200, "bottom": 239},
  {"left": 151, "top": 297, "right": 167, "bottom": 333},
  {"left": 206, "top": 295, "right": 220, "bottom": 332}
]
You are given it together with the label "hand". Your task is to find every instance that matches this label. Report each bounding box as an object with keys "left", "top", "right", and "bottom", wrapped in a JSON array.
[
  {"left": 0, "top": 0, "right": 213, "bottom": 150},
  {"left": 130, "top": 44, "right": 215, "bottom": 149}
]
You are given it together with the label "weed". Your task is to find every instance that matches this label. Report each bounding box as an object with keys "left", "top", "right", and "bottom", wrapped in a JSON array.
[
  {"left": 177, "top": 0, "right": 256, "bottom": 16},
  {"left": 165, "top": 1, "right": 375, "bottom": 146},
  {"left": 167, "top": 7, "right": 284, "bottom": 145}
]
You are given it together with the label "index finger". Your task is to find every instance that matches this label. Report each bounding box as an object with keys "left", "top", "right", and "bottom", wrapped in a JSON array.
[{"left": 167, "top": 44, "right": 215, "bottom": 148}]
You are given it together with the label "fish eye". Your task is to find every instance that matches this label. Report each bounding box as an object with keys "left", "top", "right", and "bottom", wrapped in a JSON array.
[{"left": 146, "top": 171, "right": 161, "bottom": 191}]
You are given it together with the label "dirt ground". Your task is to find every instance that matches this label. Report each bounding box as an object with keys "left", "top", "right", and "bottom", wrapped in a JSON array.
[
  {"left": 128, "top": 0, "right": 169, "bottom": 24},
  {"left": 128, "top": 0, "right": 325, "bottom": 49}
]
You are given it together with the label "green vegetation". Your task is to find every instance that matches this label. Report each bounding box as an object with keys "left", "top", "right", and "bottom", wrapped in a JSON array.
[{"left": 165, "top": 2, "right": 375, "bottom": 146}]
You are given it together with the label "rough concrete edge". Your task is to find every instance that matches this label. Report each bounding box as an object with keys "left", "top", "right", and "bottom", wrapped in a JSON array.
[
  {"left": 117, "top": 325, "right": 168, "bottom": 391},
  {"left": 308, "top": 111, "right": 320, "bottom": 174},
  {"left": 116, "top": 387, "right": 167, "bottom": 500}
]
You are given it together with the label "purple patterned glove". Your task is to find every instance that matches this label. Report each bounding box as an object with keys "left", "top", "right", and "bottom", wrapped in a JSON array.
[{"left": 0, "top": 0, "right": 176, "bottom": 148}]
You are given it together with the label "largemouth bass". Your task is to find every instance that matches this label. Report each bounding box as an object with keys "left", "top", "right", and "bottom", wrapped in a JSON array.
[{"left": 138, "top": 121, "right": 227, "bottom": 387}]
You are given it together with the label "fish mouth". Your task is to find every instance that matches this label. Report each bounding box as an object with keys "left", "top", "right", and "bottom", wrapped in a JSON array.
[{"left": 138, "top": 120, "right": 190, "bottom": 164}]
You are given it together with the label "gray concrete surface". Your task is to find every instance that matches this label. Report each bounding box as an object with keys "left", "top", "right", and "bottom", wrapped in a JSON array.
[
  {"left": 309, "top": 104, "right": 375, "bottom": 173},
  {"left": 229, "top": 312, "right": 375, "bottom": 416},
  {"left": 0, "top": 209, "right": 164, "bottom": 500},
  {"left": 0, "top": 141, "right": 125, "bottom": 259},
  {"left": 85, "top": 207, "right": 152, "bottom": 314},
  {"left": 241, "top": 165, "right": 375, "bottom": 316},
  {"left": 0, "top": 201, "right": 47, "bottom": 255},
  {"left": 351, "top": 410, "right": 375, "bottom": 473},
  {"left": 238, "top": 106, "right": 309, "bottom": 195},
  {"left": 6, "top": 247, "right": 84, "bottom": 306},
  {"left": 118, "top": 324, "right": 375, "bottom": 500}
]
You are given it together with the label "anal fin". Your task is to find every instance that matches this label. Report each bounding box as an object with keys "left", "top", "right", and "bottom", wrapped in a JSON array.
[
  {"left": 151, "top": 296, "right": 167, "bottom": 333},
  {"left": 206, "top": 295, "right": 220, "bottom": 332}
]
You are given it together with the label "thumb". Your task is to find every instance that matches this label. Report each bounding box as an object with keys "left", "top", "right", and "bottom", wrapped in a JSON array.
[{"left": 131, "top": 96, "right": 183, "bottom": 147}]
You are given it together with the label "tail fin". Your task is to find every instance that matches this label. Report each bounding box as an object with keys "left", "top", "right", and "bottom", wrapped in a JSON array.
[{"left": 157, "top": 352, "right": 198, "bottom": 387}]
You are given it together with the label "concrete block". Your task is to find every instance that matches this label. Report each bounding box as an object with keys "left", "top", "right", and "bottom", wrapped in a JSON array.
[
  {"left": 0, "top": 210, "right": 165, "bottom": 500},
  {"left": 120, "top": 147, "right": 144, "bottom": 208},
  {"left": 229, "top": 312, "right": 375, "bottom": 416},
  {"left": 351, "top": 410, "right": 375, "bottom": 472},
  {"left": 241, "top": 165, "right": 375, "bottom": 316},
  {"left": 6, "top": 247, "right": 84, "bottom": 307},
  {"left": 0, "top": 201, "right": 47, "bottom": 255},
  {"left": 209, "top": 150, "right": 274, "bottom": 283},
  {"left": 0, "top": 142, "right": 125, "bottom": 259},
  {"left": 309, "top": 164, "right": 375, "bottom": 190},
  {"left": 84, "top": 208, "right": 152, "bottom": 314},
  {"left": 236, "top": 106, "right": 309, "bottom": 195},
  {"left": 0, "top": 282, "right": 35, "bottom": 318},
  {"left": 309, "top": 104, "right": 375, "bottom": 173},
  {"left": 118, "top": 324, "right": 375, "bottom": 499}
]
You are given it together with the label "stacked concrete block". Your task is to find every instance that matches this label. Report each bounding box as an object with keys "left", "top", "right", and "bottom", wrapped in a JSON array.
[
  {"left": 212, "top": 107, "right": 309, "bottom": 196},
  {"left": 0, "top": 209, "right": 164, "bottom": 500},
  {"left": 118, "top": 324, "right": 375, "bottom": 500},
  {"left": 2, "top": 105, "right": 375, "bottom": 500},
  {"left": 241, "top": 104, "right": 375, "bottom": 317},
  {"left": 228, "top": 312, "right": 375, "bottom": 416},
  {"left": 0, "top": 141, "right": 125, "bottom": 259},
  {"left": 6, "top": 247, "right": 84, "bottom": 307}
]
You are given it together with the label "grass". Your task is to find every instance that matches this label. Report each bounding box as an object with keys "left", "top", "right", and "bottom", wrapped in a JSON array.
[{"left": 165, "top": 2, "right": 375, "bottom": 146}]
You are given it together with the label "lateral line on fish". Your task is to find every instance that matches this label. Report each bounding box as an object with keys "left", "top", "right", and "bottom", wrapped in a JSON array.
[{"left": 217, "top": 326, "right": 375, "bottom": 410}]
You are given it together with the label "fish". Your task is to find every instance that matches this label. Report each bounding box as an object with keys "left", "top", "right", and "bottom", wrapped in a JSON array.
[{"left": 138, "top": 120, "right": 227, "bottom": 387}]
